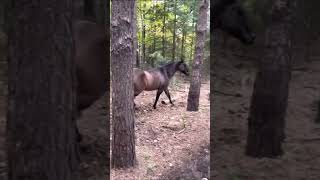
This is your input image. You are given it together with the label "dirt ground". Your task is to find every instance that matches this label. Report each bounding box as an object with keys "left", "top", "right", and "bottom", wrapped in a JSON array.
[
  {"left": 0, "top": 75, "right": 209, "bottom": 180},
  {"left": 211, "top": 52, "right": 320, "bottom": 180},
  {"left": 111, "top": 75, "right": 210, "bottom": 180}
]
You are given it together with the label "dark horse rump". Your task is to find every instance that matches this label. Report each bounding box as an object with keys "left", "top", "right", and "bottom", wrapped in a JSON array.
[
  {"left": 134, "top": 60, "right": 189, "bottom": 109},
  {"left": 74, "top": 20, "right": 107, "bottom": 141},
  {"left": 74, "top": 20, "right": 107, "bottom": 112}
]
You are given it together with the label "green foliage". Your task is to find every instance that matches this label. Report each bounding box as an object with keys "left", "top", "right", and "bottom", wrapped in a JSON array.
[{"left": 136, "top": 0, "right": 209, "bottom": 67}]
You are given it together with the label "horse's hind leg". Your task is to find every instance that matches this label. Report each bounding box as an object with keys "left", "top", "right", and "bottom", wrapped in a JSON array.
[
  {"left": 153, "top": 90, "right": 163, "bottom": 109},
  {"left": 164, "top": 89, "right": 174, "bottom": 105}
]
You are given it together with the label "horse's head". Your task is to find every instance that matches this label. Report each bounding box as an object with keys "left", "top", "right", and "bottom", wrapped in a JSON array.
[
  {"left": 213, "top": 0, "right": 255, "bottom": 44},
  {"left": 176, "top": 60, "right": 189, "bottom": 76}
]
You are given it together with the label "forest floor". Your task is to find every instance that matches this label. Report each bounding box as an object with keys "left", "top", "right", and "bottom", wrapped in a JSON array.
[
  {"left": 111, "top": 75, "right": 210, "bottom": 180},
  {"left": 0, "top": 75, "right": 210, "bottom": 180},
  {"left": 211, "top": 52, "right": 320, "bottom": 180}
]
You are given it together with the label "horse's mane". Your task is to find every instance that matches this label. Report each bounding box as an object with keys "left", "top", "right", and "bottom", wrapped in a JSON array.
[{"left": 160, "top": 61, "right": 177, "bottom": 68}]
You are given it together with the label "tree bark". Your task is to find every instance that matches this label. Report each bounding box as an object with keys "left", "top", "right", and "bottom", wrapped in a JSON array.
[
  {"left": 162, "top": 0, "right": 166, "bottom": 57},
  {"left": 141, "top": 2, "right": 146, "bottom": 64},
  {"left": 7, "top": 0, "right": 79, "bottom": 179},
  {"left": 172, "top": 0, "right": 177, "bottom": 61},
  {"left": 111, "top": 0, "right": 136, "bottom": 168},
  {"left": 133, "top": 1, "right": 139, "bottom": 67},
  {"left": 180, "top": 29, "right": 186, "bottom": 60},
  {"left": 189, "top": 2, "right": 196, "bottom": 61},
  {"left": 84, "top": 0, "right": 95, "bottom": 18},
  {"left": 187, "top": 0, "right": 209, "bottom": 111},
  {"left": 246, "top": 0, "right": 293, "bottom": 158},
  {"left": 152, "top": 0, "right": 157, "bottom": 59}
]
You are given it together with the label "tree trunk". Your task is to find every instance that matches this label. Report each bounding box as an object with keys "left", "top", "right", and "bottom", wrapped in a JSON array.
[
  {"left": 7, "top": 0, "right": 79, "bottom": 179},
  {"left": 111, "top": 0, "right": 136, "bottom": 168},
  {"left": 152, "top": 0, "right": 157, "bottom": 56},
  {"left": 187, "top": 0, "right": 209, "bottom": 111},
  {"left": 95, "top": 0, "right": 107, "bottom": 25},
  {"left": 162, "top": 0, "right": 166, "bottom": 57},
  {"left": 141, "top": 2, "right": 146, "bottom": 64},
  {"left": 133, "top": 1, "right": 139, "bottom": 67},
  {"left": 180, "top": 29, "right": 186, "bottom": 60},
  {"left": 246, "top": 0, "right": 293, "bottom": 158},
  {"left": 84, "top": 0, "right": 95, "bottom": 18},
  {"left": 172, "top": 0, "right": 177, "bottom": 61},
  {"left": 189, "top": 2, "right": 196, "bottom": 61}
]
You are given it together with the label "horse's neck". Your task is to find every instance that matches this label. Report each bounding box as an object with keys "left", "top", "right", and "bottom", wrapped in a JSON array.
[{"left": 164, "top": 63, "right": 178, "bottom": 79}]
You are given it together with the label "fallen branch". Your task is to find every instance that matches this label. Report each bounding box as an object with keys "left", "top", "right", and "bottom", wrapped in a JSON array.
[{"left": 177, "top": 127, "right": 186, "bottom": 134}]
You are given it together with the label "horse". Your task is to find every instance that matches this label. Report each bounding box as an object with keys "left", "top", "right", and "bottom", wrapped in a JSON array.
[
  {"left": 73, "top": 0, "right": 255, "bottom": 140},
  {"left": 213, "top": 0, "right": 255, "bottom": 44},
  {"left": 74, "top": 20, "right": 107, "bottom": 141},
  {"left": 134, "top": 60, "right": 189, "bottom": 109}
]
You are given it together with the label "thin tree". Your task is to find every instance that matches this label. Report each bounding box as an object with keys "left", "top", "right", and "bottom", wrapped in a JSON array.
[
  {"left": 246, "top": 0, "right": 293, "bottom": 158},
  {"left": 180, "top": 28, "right": 186, "bottom": 60},
  {"left": 189, "top": 0, "right": 197, "bottom": 61},
  {"left": 187, "top": 0, "right": 209, "bottom": 111},
  {"left": 111, "top": 0, "right": 136, "bottom": 168},
  {"left": 7, "top": 0, "right": 79, "bottom": 179},
  {"left": 162, "top": 0, "right": 167, "bottom": 57},
  {"left": 84, "top": 0, "right": 95, "bottom": 18},
  {"left": 152, "top": 0, "right": 157, "bottom": 67},
  {"left": 140, "top": 1, "right": 146, "bottom": 64},
  {"left": 172, "top": 0, "right": 177, "bottom": 61},
  {"left": 133, "top": 1, "right": 139, "bottom": 67}
]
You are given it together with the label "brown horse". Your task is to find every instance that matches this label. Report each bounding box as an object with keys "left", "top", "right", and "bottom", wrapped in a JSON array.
[
  {"left": 134, "top": 60, "right": 189, "bottom": 109},
  {"left": 74, "top": 20, "right": 107, "bottom": 141}
]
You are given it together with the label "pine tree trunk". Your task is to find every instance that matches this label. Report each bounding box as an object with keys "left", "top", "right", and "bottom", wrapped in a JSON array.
[
  {"left": 180, "top": 30, "right": 186, "bottom": 60},
  {"left": 246, "top": 0, "right": 292, "bottom": 158},
  {"left": 187, "top": 0, "right": 209, "bottom": 111},
  {"left": 84, "top": 0, "right": 95, "bottom": 18},
  {"left": 111, "top": 0, "right": 136, "bottom": 168},
  {"left": 141, "top": 2, "right": 146, "bottom": 64},
  {"left": 7, "top": 0, "right": 79, "bottom": 179},
  {"left": 133, "top": 1, "right": 139, "bottom": 67},
  {"left": 162, "top": 0, "right": 166, "bottom": 57},
  {"left": 152, "top": 0, "right": 157, "bottom": 57},
  {"left": 172, "top": 0, "right": 177, "bottom": 61},
  {"left": 189, "top": 2, "right": 196, "bottom": 61}
]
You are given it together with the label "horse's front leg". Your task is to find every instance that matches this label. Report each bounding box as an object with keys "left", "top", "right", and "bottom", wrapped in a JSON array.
[
  {"left": 164, "top": 88, "right": 174, "bottom": 106},
  {"left": 153, "top": 89, "right": 163, "bottom": 109}
]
